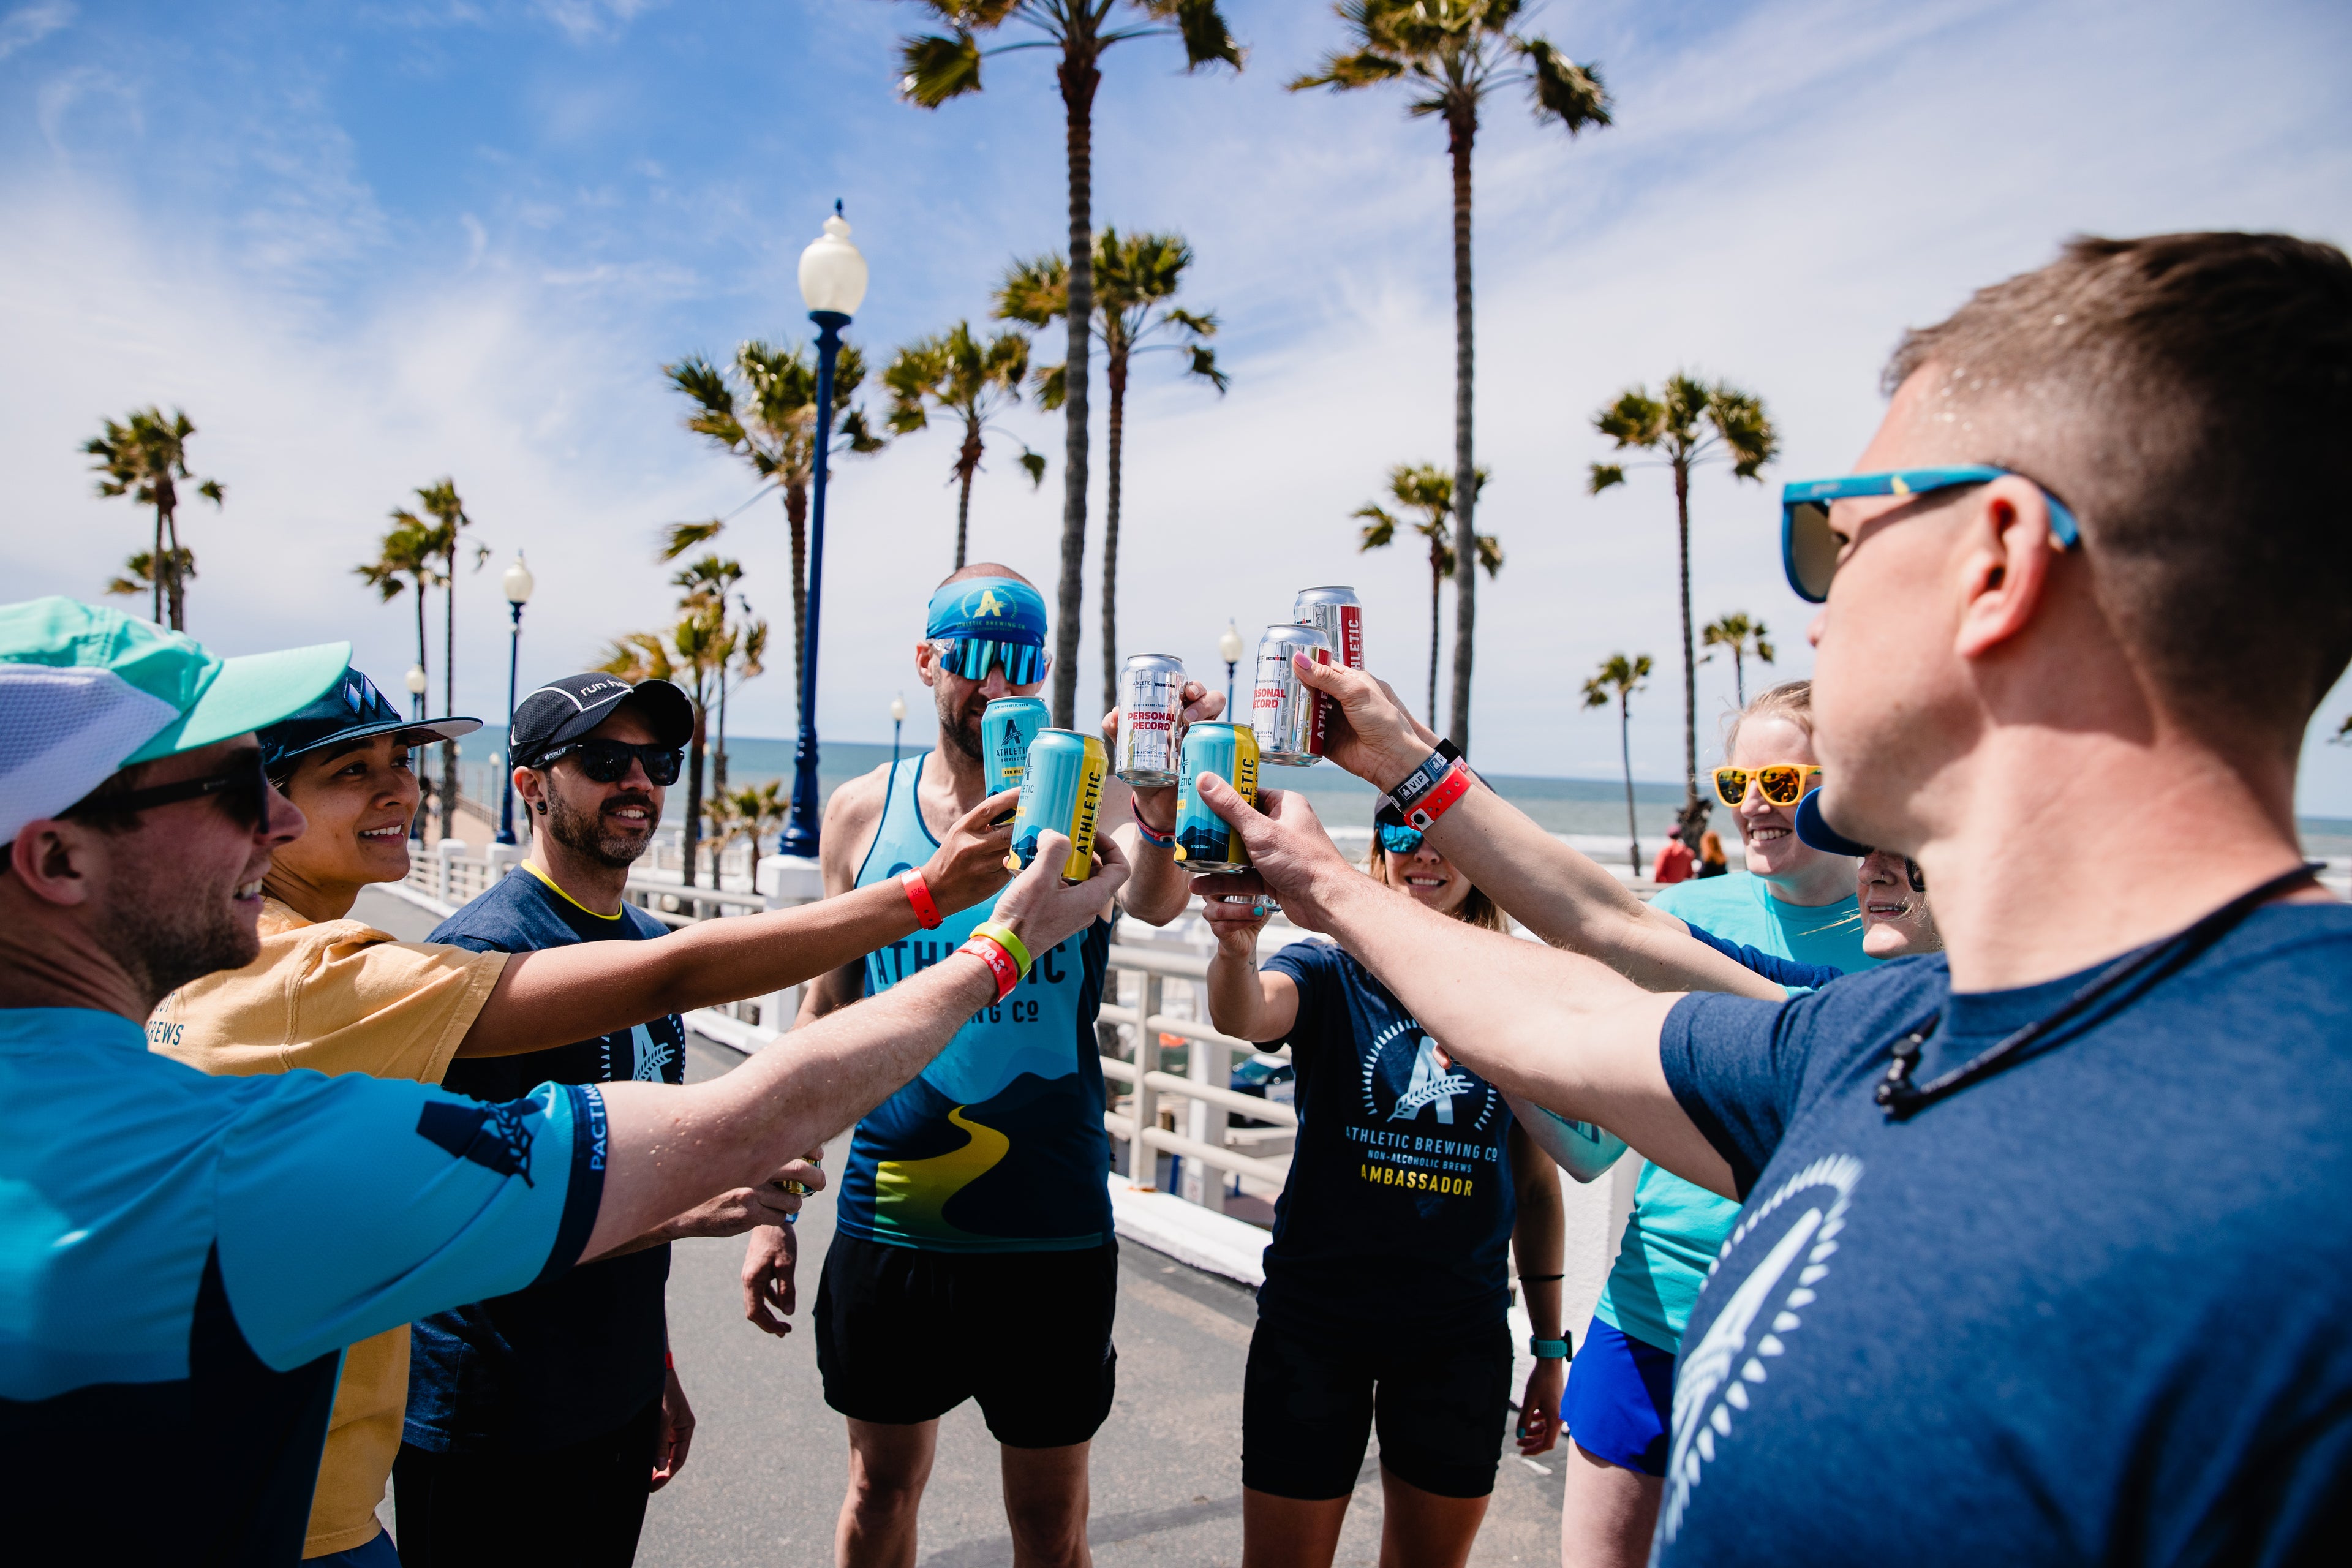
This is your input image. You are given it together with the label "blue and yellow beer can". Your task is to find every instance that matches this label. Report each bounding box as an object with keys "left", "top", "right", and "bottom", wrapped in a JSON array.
[
  {"left": 1174, "top": 722, "right": 1259, "bottom": 874},
  {"left": 1006, "top": 728, "right": 1107, "bottom": 882},
  {"left": 981, "top": 696, "right": 1051, "bottom": 793}
]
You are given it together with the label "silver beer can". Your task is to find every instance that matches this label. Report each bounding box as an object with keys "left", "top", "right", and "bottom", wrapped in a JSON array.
[
  {"left": 1292, "top": 586, "right": 1365, "bottom": 670},
  {"left": 1115, "top": 653, "right": 1187, "bottom": 786},
  {"left": 1251, "top": 623, "right": 1331, "bottom": 766}
]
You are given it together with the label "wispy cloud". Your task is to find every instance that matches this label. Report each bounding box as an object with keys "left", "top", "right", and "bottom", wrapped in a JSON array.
[{"left": 0, "top": 1, "right": 72, "bottom": 63}]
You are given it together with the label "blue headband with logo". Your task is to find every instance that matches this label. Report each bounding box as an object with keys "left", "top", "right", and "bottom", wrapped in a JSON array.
[{"left": 926, "top": 577, "right": 1050, "bottom": 685}]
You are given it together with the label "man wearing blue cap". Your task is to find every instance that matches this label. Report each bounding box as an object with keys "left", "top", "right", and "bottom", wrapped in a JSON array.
[
  {"left": 0, "top": 596, "right": 1129, "bottom": 1566},
  {"left": 740, "top": 564, "right": 1220, "bottom": 1567}
]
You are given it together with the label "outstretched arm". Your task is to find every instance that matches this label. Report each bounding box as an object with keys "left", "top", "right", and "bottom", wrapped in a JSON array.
[
  {"left": 1200, "top": 892, "right": 1299, "bottom": 1044},
  {"left": 581, "top": 831, "right": 1128, "bottom": 1260},
  {"left": 1281, "top": 657, "right": 1779, "bottom": 1001},
  {"left": 1193, "top": 780, "right": 1736, "bottom": 1200},
  {"left": 456, "top": 785, "right": 1019, "bottom": 1057}
]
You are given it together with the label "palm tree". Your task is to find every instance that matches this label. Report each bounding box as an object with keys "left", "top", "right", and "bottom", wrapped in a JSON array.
[
  {"left": 1700, "top": 611, "right": 1775, "bottom": 708},
  {"left": 1293, "top": 1, "right": 1608, "bottom": 753},
  {"left": 668, "top": 554, "right": 769, "bottom": 798},
  {"left": 355, "top": 515, "right": 447, "bottom": 717},
  {"left": 1582, "top": 652, "right": 1653, "bottom": 876},
  {"left": 598, "top": 602, "right": 727, "bottom": 889},
  {"left": 83, "top": 407, "right": 225, "bottom": 630},
  {"left": 1352, "top": 462, "right": 1496, "bottom": 724},
  {"left": 665, "top": 341, "right": 881, "bottom": 726},
  {"left": 892, "top": 0, "right": 1244, "bottom": 727},
  {"left": 996, "top": 229, "right": 1228, "bottom": 715},
  {"left": 1588, "top": 375, "right": 1779, "bottom": 809},
  {"left": 399, "top": 480, "right": 480, "bottom": 840},
  {"left": 710, "top": 778, "right": 790, "bottom": 876},
  {"left": 882, "top": 322, "right": 1044, "bottom": 570}
]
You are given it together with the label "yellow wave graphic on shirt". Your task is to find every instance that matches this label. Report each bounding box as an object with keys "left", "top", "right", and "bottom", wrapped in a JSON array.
[{"left": 870, "top": 1106, "right": 1010, "bottom": 1241}]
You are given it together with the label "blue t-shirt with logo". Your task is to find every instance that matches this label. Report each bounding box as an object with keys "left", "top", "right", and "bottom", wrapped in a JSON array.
[
  {"left": 0, "top": 1007, "right": 603, "bottom": 1563},
  {"left": 1652, "top": 903, "right": 2352, "bottom": 1566},
  {"left": 406, "top": 866, "right": 686, "bottom": 1454},
  {"left": 1256, "top": 938, "right": 1518, "bottom": 1344}
]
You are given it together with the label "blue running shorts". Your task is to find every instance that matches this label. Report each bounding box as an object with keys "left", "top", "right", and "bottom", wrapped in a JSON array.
[{"left": 1561, "top": 1316, "right": 1677, "bottom": 1477}]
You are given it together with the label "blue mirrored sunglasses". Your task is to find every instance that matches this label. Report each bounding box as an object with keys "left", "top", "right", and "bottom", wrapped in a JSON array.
[
  {"left": 935, "top": 637, "right": 1047, "bottom": 687},
  {"left": 1376, "top": 822, "right": 1425, "bottom": 857},
  {"left": 1780, "top": 466, "right": 2081, "bottom": 603}
]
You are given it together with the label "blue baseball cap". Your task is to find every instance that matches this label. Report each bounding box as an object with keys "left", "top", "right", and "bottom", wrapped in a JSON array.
[{"left": 1794, "top": 790, "right": 1874, "bottom": 857}]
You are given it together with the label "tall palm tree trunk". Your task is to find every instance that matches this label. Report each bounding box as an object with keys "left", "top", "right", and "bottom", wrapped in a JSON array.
[
  {"left": 1732, "top": 646, "right": 1746, "bottom": 707},
  {"left": 785, "top": 484, "right": 809, "bottom": 728},
  {"left": 412, "top": 578, "right": 429, "bottom": 719},
  {"left": 1445, "top": 104, "right": 1479, "bottom": 755},
  {"left": 1673, "top": 459, "right": 1697, "bottom": 805},
  {"left": 683, "top": 704, "right": 706, "bottom": 889},
  {"left": 954, "top": 424, "right": 984, "bottom": 570},
  {"left": 1427, "top": 545, "right": 1444, "bottom": 726},
  {"left": 1052, "top": 43, "right": 1101, "bottom": 729},
  {"left": 715, "top": 671, "right": 729, "bottom": 795},
  {"left": 150, "top": 505, "right": 165, "bottom": 624},
  {"left": 1619, "top": 691, "right": 1641, "bottom": 872},
  {"left": 164, "top": 505, "right": 186, "bottom": 630},
  {"left": 440, "top": 560, "right": 458, "bottom": 839},
  {"left": 1100, "top": 349, "right": 1129, "bottom": 720}
]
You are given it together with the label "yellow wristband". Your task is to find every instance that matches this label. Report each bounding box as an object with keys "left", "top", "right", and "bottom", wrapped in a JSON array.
[{"left": 970, "top": 921, "right": 1032, "bottom": 978}]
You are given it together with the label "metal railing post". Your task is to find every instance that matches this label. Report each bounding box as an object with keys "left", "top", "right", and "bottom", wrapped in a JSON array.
[{"left": 1130, "top": 973, "right": 1162, "bottom": 1189}]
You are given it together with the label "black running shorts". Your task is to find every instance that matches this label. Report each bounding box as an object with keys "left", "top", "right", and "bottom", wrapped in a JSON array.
[
  {"left": 815, "top": 1233, "right": 1120, "bottom": 1449},
  {"left": 1241, "top": 1314, "right": 1512, "bottom": 1501}
]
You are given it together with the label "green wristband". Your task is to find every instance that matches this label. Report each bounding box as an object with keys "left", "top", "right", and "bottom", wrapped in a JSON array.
[{"left": 970, "top": 921, "right": 1032, "bottom": 978}]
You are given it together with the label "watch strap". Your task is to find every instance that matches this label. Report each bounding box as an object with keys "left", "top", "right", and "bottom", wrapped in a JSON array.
[{"left": 1529, "top": 1335, "right": 1570, "bottom": 1361}]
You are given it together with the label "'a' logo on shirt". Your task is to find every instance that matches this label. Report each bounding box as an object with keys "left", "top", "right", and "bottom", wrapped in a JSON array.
[{"left": 416, "top": 1099, "right": 537, "bottom": 1186}]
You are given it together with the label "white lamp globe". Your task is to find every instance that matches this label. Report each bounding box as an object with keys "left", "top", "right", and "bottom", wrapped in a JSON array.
[
  {"left": 889, "top": 693, "right": 908, "bottom": 724},
  {"left": 502, "top": 552, "right": 535, "bottom": 606},
  {"left": 799, "top": 207, "right": 869, "bottom": 317},
  {"left": 405, "top": 665, "right": 428, "bottom": 696},
  {"left": 1217, "top": 620, "right": 1245, "bottom": 665}
]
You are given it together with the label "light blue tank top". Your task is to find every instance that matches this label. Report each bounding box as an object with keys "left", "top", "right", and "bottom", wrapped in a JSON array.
[{"left": 834, "top": 752, "right": 1114, "bottom": 1252}]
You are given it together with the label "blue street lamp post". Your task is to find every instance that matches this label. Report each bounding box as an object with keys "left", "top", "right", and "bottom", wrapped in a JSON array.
[
  {"left": 780, "top": 203, "right": 870, "bottom": 860},
  {"left": 496, "top": 552, "right": 535, "bottom": 846},
  {"left": 405, "top": 664, "right": 429, "bottom": 842}
]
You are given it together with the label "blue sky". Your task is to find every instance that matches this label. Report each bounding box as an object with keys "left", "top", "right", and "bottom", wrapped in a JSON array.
[{"left": 7, "top": 0, "right": 2352, "bottom": 810}]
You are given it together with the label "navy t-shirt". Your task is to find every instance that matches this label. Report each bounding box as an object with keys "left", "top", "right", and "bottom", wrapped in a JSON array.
[
  {"left": 1652, "top": 903, "right": 2352, "bottom": 1566},
  {"left": 1257, "top": 939, "right": 1517, "bottom": 1344},
  {"left": 407, "top": 867, "right": 688, "bottom": 1455}
]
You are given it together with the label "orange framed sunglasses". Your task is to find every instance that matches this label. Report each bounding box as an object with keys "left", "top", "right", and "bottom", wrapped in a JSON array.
[{"left": 1712, "top": 763, "right": 1822, "bottom": 809}]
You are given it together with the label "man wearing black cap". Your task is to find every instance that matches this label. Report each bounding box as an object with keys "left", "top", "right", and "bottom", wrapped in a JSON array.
[{"left": 391, "top": 674, "right": 710, "bottom": 1562}]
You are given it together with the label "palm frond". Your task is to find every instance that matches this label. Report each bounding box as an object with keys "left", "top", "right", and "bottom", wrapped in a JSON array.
[
  {"left": 1017, "top": 447, "right": 1047, "bottom": 488},
  {"left": 899, "top": 30, "right": 984, "bottom": 108},
  {"left": 1517, "top": 38, "right": 1611, "bottom": 132},
  {"left": 1354, "top": 503, "right": 1400, "bottom": 551},
  {"left": 1185, "top": 345, "right": 1229, "bottom": 393},
  {"left": 1142, "top": 0, "right": 1245, "bottom": 72},
  {"left": 1033, "top": 360, "right": 1068, "bottom": 412},
  {"left": 1289, "top": 47, "right": 1404, "bottom": 92},
  {"left": 1588, "top": 462, "right": 1627, "bottom": 495}
]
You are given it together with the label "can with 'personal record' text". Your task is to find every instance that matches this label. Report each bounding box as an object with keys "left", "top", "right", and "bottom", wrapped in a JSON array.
[
  {"left": 1115, "top": 653, "right": 1186, "bottom": 787},
  {"left": 1006, "top": 728, "right": 1107, "bottom": 882},
  {"left": 1293, "top": 586, "right": 1365, "bottom": 671},
  {"left": 981, "top": 696, "right": 1050, "bottom": 793},
  {"left": 1173, "top": 722, "right": 1259, "bottom": 873},
  {"left": 1251, "top": 623, "right": 1332, "bottom": 766}
]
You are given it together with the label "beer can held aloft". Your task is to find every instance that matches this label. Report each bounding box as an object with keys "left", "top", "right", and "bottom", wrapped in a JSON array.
[
  {"left": 1173, "top": 722, "right": 1259, "bottom": 873},
  {"left": 1292, "top": 586, "right": 1365, "bottom": 671},
  {"left": 1251, "top": 624, "right": 1331, "bottom": 766},
  {"left": 981, "top": 696, "right": 1050, "bottom": 794},
  {"left": 1115, "top": 653, "right": 1186, "bottom": 786},
  {"left": 1006, "top": 728, "right": 1107, "bottom": 882}
]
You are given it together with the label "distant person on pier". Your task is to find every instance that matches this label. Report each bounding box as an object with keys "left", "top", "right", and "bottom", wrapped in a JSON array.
[{"left": 1649, "top": 824, "right": 1694, "bottom": 884}]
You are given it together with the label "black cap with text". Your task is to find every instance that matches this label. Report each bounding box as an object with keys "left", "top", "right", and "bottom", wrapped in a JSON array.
[{"left": 508, "top": 674, "right": 693, "bottom": 767}]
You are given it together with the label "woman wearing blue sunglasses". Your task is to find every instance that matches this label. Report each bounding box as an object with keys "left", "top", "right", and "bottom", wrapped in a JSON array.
[{"left": 1199, "top": 818, "right": 1566, "bottom": 1568}]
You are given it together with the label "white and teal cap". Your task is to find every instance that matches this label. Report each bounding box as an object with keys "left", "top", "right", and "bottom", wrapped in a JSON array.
[{"left": 0, "top": 597, "right": 350, "bottom": 843}]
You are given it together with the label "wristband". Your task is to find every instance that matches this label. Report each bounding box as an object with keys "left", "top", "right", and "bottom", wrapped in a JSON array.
[
  {"left": 1529, "top": 1336, "right": 1570, "bottom": 1361},
  {"left": 1382, "top": 740, "right": 1464, "bottom": 815},
  {"left": 665, "top": 1351, "right": 676, "bottom": 1370},
  {"left": 970, "top": 920, "right": 1032, "bottom": 978},
  {"left": 959, "top": 932, "right": 1022, "bottom": 1000},
  {"left": 1403, "top": 761, "right": 1472, "bottom": 832},
  {"left": 900, "top": 868, "right": 943, "bottom": 929},
  {"left": 1130, "top": 797, "right": 1177, "bottom": 849}
]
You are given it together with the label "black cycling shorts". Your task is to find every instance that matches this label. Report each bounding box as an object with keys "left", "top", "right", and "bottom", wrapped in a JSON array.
[
  {"left": 815, "top": 1233, "right": 1119, "bottom": 1449},
  {"left": 1242, "top": 1314, "right": 1512, "bottom": 1501}
]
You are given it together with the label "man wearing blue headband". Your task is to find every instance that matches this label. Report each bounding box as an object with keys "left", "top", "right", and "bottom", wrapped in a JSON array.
[{"left": 742, "top": 564, "right": 1222, "bottom": 1567}]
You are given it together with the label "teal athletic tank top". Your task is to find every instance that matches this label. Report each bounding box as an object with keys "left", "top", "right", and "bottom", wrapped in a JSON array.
[{"left": 835, "top": 752, "right": 1115, "bottom": 1252}]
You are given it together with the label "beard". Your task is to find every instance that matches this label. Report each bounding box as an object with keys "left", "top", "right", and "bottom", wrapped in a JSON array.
[
  {"left": 938, "top": 682, "right": 986, "bottom": 761},
  {"left": 99, "top": 862, "right": 259, "bottom": 1006},
  {"left": 545, "top": 788, "right": 658, "bottom": 869}
]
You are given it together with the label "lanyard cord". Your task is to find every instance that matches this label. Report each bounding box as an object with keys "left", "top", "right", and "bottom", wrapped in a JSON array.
[{"left": 1876, "top": 862, "right": 2321, "bottom": 1121}]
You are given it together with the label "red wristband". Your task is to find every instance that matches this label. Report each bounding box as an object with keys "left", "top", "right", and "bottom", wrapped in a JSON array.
[
  {"left": 959, "top": 933, "right": 1021, "bottom": 1001},
  {"left": 900, "top": 868, "right": 942, "bottom": 929},
  {"left": 664, "top": 1351, "right": 675, "bottom": 1370},
  {"left": 1403, "top": 761, "right": 1472, "bottom": 832}
]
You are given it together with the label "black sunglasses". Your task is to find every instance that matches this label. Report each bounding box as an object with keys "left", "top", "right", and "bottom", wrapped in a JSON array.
[
  {"left": 539, "top": 739, "right": 684, "bottom": 786},
  {"left": 72, "top": 750, "right": 274, "bottom": 833}
]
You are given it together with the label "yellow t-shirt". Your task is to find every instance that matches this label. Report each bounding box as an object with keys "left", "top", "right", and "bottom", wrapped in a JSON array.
[{"left": 150, "top": 897, "right": 507, "bottom": 1557}]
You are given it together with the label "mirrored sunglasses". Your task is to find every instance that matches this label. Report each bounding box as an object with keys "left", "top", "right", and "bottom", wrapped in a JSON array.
[
  {"left": 541, "top": 738, "right": 684, "bottom": 786},
  {"left": 1780, "top": 466, "right": 2081, "bottom": 603},
  {"left": 1713, "top": 763, "right": 1823, "bottom": 808},
  {"left": 935, "top": 637, "right": 1047, "bottom": 687},
  {"left": 1376, "top": 822, "right": 1425, "bottom": 857}
]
